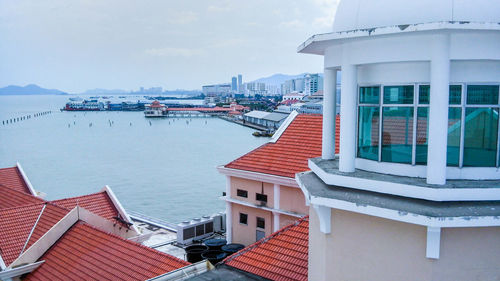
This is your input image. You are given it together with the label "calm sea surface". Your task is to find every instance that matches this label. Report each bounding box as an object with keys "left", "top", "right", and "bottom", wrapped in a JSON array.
[{"left": 0, "top": 95, "right": 267, "bottom": 223}]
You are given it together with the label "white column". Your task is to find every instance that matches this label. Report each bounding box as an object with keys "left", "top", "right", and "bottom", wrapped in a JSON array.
[
  {"left": 273, "top": 184, "right": 280, "bottom": 232},
  {"left": 427, "top": 33, "right": 450, "bottom": 185},
  {"left": 339, "top": 64, "right": 357, "bottom": 172},
  {"left": 273, "top": 212, "right": 280, "bottom": 232},
  {"left": 225, "top": 175, "right": 232, "bottom": 243},
  {"left": 322, "top": 68, "right": 337, "bottom": 159}
]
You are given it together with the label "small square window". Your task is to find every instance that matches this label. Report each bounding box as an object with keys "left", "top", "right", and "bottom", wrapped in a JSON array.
[
  {"left": 256, "top": 193, "right": 267, "bottom": 202},
  {"left": 239, "top": 213, "right": 248, "bottom": 225},
  {"left": 256, "top": 217, "right": 265, "bottom": 229},
  {"left": 237, "top": 189, "right": 248, "bottom": 198}
]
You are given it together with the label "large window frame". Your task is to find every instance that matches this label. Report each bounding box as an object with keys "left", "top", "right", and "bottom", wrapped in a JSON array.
[
  {"left": 357, "top": 83, "right": 500, "bottom": 168},
  {"left": 358, "top": 83, "right": 427, "bottom": 165}
]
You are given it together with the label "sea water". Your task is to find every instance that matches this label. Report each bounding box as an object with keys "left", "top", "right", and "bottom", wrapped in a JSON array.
[{"left": 0, "top": 95, "right": 267, "bottom": 222}]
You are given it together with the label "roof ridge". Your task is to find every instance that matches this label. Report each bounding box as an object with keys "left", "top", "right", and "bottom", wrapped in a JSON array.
[
  {"left": 50, "top": 190, "right": 107, "bottom": 202},
  {"left": 222, "top": 216, "right": 309, "bottom": 264}
]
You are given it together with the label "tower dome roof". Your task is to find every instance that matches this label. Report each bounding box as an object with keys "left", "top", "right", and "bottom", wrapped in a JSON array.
[{"left": 332, "top": 0, "right": 500, "bottom": 32}]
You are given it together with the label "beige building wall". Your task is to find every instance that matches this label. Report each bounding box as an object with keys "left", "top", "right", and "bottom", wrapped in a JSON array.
[
  {"left": 280, "top": 214, "right": 300, "bottom": 229},
  {"left": 230, "top": 177, "right": 274, "bottom": 208},
  {"left": 231, "top": 203, "right": 273, "bottom": 246},
  {"left": 309, "top": 208, "right": 500, "bottom": 281},
  {"left": 279, "top": 185, "right": 308, "bottom": 214}
]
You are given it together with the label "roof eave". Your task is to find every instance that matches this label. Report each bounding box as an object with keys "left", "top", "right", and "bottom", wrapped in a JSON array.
[{"left": 298, "top": 21, "right": 500, "bottom": 55}]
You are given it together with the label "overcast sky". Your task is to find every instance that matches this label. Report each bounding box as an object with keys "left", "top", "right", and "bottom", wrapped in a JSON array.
[{"left": 0, "top": 0, "right": 338, "bottom": 93}]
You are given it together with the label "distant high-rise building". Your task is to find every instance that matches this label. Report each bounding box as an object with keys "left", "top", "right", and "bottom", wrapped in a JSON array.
[
  {"left": 231, "top": 77, "right": 237, "bottom": 91},
  {"left": 304, "top": 74, "right": 323, "bottom": 95},
  {"left": 237, "top": 74, "right": 243, "bottom": 93}
]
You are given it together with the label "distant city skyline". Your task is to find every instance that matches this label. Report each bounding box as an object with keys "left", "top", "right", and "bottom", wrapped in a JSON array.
[{"left": 0, "top": 0, "right": 339, "bottom": 93}]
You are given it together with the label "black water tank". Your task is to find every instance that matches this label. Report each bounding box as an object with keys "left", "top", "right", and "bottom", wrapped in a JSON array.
[
  {"left": 201, "top": 250, "right": 228, "bottom": 265},
  {"left": 221, "top": 243, "right": 245, "bottom": 255},
  {"left": 203, "top": 238, "right": 227, "bottom": 250},
  {"left": 185, "top": 244, "right": 209, "bottom": 263}
]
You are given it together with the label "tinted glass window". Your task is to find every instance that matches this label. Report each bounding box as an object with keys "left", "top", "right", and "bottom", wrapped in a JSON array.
[
  {"left": 239, "top": 213, "right": 248, "bottom": 225},
  {"left": 256, "top": 217, "right": 265, "bottom": 229},
  {"left": 359, "top": 86, "right": 380, "bottom": 104},
  {"left": 236, "top": 189, "right": 248, "bottom": 198},
  {"left": 256, "top": 193, "right": 267, "bottom": 202},
  {"left": 383, "top": 86, "right": 414, "bottom": 104}
]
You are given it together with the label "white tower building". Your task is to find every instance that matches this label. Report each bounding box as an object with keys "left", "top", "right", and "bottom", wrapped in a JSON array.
[{"left": 297, "top": 0, "right": 500, "bottom": 280}]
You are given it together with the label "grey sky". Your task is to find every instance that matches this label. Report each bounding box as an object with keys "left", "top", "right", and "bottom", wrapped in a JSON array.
[{"left": 0, "top": 0, "right": 338, "bottom": 93}]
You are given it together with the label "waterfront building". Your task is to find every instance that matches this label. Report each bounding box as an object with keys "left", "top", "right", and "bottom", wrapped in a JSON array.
[
  {"left": 282, "top": 92, "right": 305, "bottom": 101},
  {"left": 231, "top": 76, "right": 237, "bottom": 91},
  {"left": 297, "top": 0, "right": 500, "bottom": 280},
  {"left": 299, "top": 101, "right": 323, "bottom": 114},
  {"left": 281, "top": 77, "right": 305, "bottom": 95},
  {"left": 218, "top": 113, "right": 339, "bottom": 246},
  {"left": 243, "top": 82, "right": 266, "bottom": 96},
  {"left": 304, "top": 73, "right": 323, "bottom": 96},
  {"left": 238, "top": 74, "right": 243, "bottom": 94},
  {"left": 0, "top": 165, "right": 190, "bottom": 280},
  {"left": 202, "top": 83, "right": 232, "bottom": 97},
  {"left": 242, "top": 110, "right": 289, "bottom": 130}
]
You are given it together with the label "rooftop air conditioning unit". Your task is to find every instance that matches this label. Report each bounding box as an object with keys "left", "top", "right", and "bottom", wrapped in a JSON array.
[
  {"left": 177, "top": 216, "right": 214, "bottom": 245},
  {"left": 211, "top": 212, "right": 226, "bottom": 233}
]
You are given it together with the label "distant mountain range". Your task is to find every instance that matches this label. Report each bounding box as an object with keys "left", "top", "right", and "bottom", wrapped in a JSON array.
[
  {"left": 251, "top": 73, "right": 323, "bottom": 87},
  {"left": 0, "top": 84, "right": 68, "bottom": 95}
]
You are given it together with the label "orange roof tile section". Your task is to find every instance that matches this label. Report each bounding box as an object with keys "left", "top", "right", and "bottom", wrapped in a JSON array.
[
  {"left": 0, "top": 203, "right": 69, "bottom": 265},
  {"left": 225, "top": 114, "right": 340, "bottom": 178},
  {"left": 51, "top": 191, "right": 119, "bottom": 221},
  {"left": 0, "top": 166, "right": 31, "bottom": 194},
  {"left": 0, "top": 184, "right": 43, "bottom": 210},
  {"left": 25, "top": 222, "right": 190, "bottom": 281},
  {"left": 224, "top": 217, "right": 309, "bottom": 281}
]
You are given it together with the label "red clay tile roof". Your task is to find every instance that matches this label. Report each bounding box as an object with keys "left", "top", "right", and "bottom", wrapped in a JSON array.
[
  {"left": 51, "top": 191, "right": 119, "bottom": 222},
  {"left": 0, "top": 184, "right": 43, "bottom": 210},
  {"left": 224, "top": 216, "right": 309, "bottom": 281},
  {"left": 0, "top": 203, "right": 69, "bottom": 265},
  {"left": 225, "top": 114, "right": 340, "bottom": 178},
  {"left": 24, "top": 222, "right": 190, "bottom": 281},
  {"left": 0, "top": 166, "right": 31, "bottom": 194}
]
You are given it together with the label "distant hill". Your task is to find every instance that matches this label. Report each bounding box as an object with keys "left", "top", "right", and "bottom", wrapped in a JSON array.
[{"left": 0, "top": 84, "right": 67, "bottom": 95}]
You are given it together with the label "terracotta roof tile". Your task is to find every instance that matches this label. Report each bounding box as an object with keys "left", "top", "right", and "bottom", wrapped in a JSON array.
[
  {"left": 24, "top": 222, "right": 190, "bottom": 281},
  {"left": 224, "top": 217, "right": 309, "bottom": 281},
  {"left": 50, "top": 191, "right": 119, "bottom": 222},
  {"left": 225, "top": 114, "right": 339, "bottom": 178},
  {"left": 0, "top": 166, "right": 31, "bottom": 194},
  {"left": 0, "top": 184, "right": 43, "bottom": 210},
  {"left": 0, "top": 203, "right": 69, "bottom": 265}
]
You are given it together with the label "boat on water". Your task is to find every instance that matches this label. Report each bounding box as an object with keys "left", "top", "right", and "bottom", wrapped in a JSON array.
[
  {"left": 63, "top": 99, "right": 105, "bottom": 111},
  {"left": 144, "top": 100, "right": 168, "bottom": 117}
]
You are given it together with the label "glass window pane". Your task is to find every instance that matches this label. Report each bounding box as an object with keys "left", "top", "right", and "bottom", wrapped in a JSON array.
[
  {"left": 420, "top": 85, "right": 461, "bottom": 105},
  {"left": 419, "top": 85, "right": 429, "bottom": 104},
  {"left": 415, "top": 107, "right": 428, "bottom": 164},
  {"left": 383, "top": 85, "right": 414, "bottom": 104},
  {"left": 463, "top": 108, "right": 498, "bottom": 167},
  {"left": 358, "top": 107, "right": 380, "bottom": 160},
  {"left": 382, "top": 107, "right": 413, "bottom": 163},
  {"left": 466, "top": 85, "right": 499, "bottom": 105},
  {"left": 359, "top": 86, "right": 380, "bottom": 104},
  {"left": 447, "top": 108, "right": 461, "bottom": 166},
  {"left": 449, "top": 85, "right": 462, "bottom": 105}
]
